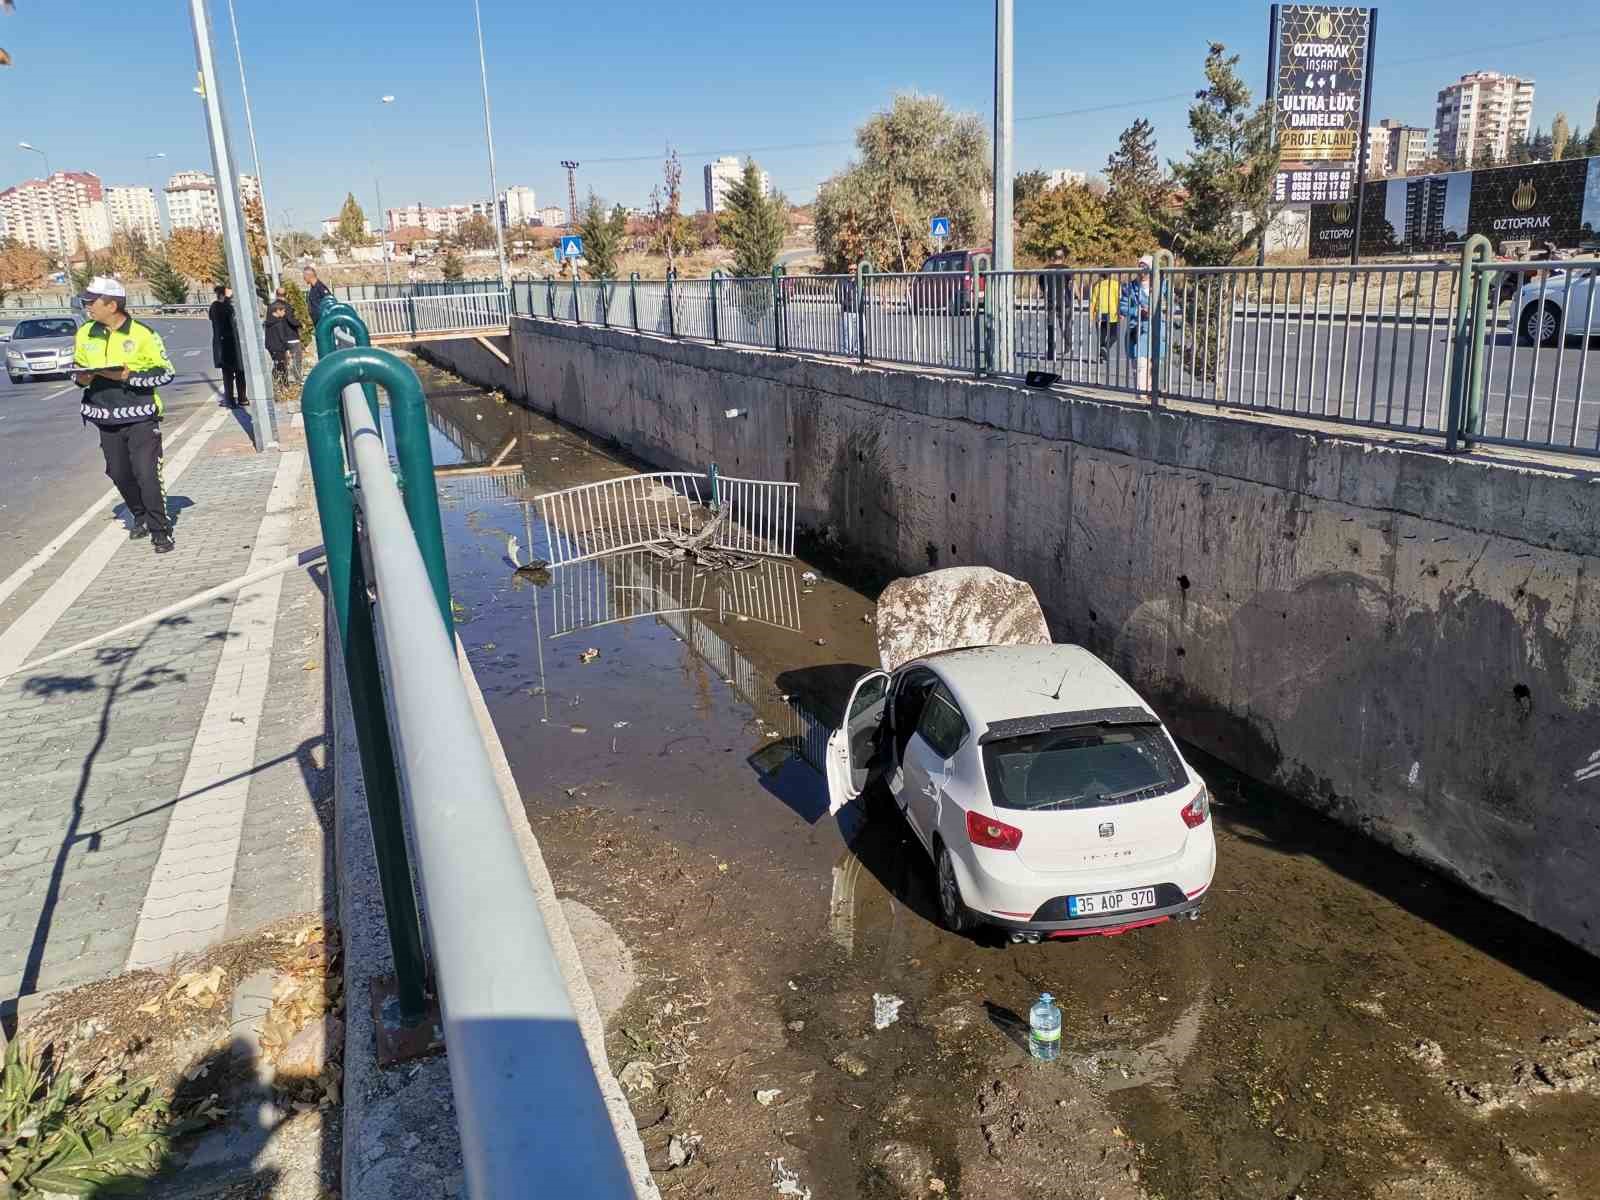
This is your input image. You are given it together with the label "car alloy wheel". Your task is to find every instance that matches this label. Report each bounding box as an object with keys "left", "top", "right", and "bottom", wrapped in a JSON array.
[
  {"left": 937, "top": 846, "right": 973, "bottom": 934},
  {"left": 1523, "top": 303, "right": 1561, "bottom": 347}
]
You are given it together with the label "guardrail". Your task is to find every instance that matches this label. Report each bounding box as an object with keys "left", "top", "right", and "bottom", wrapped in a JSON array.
[
  {"left": 348, "top": 290, "right": 509, "bottom": 340},
  {"left": 301, "top": 309, "right": 633, "bottom": 1198},
  {"left": 509, "top": 245, "right": 1600, "bottom": 460}
]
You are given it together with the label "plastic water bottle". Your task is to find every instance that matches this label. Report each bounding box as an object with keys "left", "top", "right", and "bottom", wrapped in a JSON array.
[{"left": 1029, "top": 992, "right": 1062, "bottom": 1062}]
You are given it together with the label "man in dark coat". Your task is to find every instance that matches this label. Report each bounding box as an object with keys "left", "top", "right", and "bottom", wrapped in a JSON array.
[{"left": 208, "top": 284, "right": 246, "bottom": 407}]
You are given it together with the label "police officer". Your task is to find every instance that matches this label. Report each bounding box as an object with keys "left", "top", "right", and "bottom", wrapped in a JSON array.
[{"left": 73, "top": 277, "right": 177, "bottom": 553}]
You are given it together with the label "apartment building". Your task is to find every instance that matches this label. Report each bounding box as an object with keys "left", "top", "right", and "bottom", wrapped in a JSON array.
[
  {"left": 0, "top": 170, "right": 110, "bottom": 255},
  {"left": 1365, "top": 120, "right": 1432, "bottom": 177},
  {"left": 164, "top": 171, "right": 262, "bottom": 233},
  {"left": 105, "top": 185, "right": 162, "bottom": 242},
  {"left": 703, "top": 156, "right": 770, "bottom": 214},
  {"left": 1435, "top": 72, "right": 1535, "bottom": 166}
]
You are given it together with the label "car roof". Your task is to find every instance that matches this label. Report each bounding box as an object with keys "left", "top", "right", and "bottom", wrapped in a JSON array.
[{"left": 911, "top": 643, "right": 1151, "bottom": 730}]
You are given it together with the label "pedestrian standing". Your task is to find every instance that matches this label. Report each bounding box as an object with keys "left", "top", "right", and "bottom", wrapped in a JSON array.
[
  {"left": 1120, "top": 256, "right": 1157, "bottom": 397},
  {"left": 1040, "top": 250, "right": 1074, "bottom": 362},
  {"left": 1089, "top": 272, "right": 1121, "bottom": 364},
  {"left": 274, "top": 287, "right": 304, "bottom": 381},
  {"left": 72, "top": 277, "right": 177, "bottom": 553},
  {"left": 264, "top": 299, "right": 298, "bottom": 387},
  {"left": 208, "top": 284, "right": 246, "bottom": 408},
  {"left": 303, "top": 265, "right": 333, "bottom": 326}
]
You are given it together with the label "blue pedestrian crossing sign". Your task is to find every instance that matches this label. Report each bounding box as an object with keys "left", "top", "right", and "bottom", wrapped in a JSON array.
[
  {"left": 929, "top": 216, "right": 951, "bottom": 239},
  {"left": 558, "top": 235, "right": 584, "bottom": 260}
]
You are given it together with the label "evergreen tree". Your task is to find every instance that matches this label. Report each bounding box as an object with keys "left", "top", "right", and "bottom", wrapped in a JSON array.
[
  {"left": 143, "top": 252, "right": 191, "bottom": 305},
  {"left": 720, "top": 159, "right": 787, "bottom": 278},
  {"left": 575, "top": 192, "right": 627, "bottom": 279},
  {"left": 1012, "top": 168, "right": 1050, "bottom": 209},
  {"left": 335, "top": 192, "right": 370, "bottom": 247},
  {"left": 1551, "top": 113, "right": 1571, "bottom": 160},
  {"left": 1557, "top": 127, "right": 1585, "bottom": 160},
  {"left": 1105, "top": 119, "right": 1165, "bottom": 237},
  {"left": 1167, "top": 44, "right": 1276, "bottom": 265},
  {"left": 440, "top": 249, "right": 465, "bottom": 281},
  {"left": 1587, "top": 121, "right": 1600, "bottom": 157},
  {"left": 1529, "top": 127, "right": 1554, "bottom": 163}
]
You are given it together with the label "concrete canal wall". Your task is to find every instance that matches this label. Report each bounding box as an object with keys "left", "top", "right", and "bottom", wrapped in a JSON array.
[{"left": 419, "top": 318, "right": 1600, "bottom": 957}]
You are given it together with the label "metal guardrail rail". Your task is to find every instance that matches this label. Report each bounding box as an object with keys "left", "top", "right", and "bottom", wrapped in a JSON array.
[
  {"left": 348, "top": 290, "right": 509, "bottom": 340},
  {"left": 301, "top": 311, "right": 634, "bottom": 1198},
  {"left": 506, "top": 243, "right": 1599, "bottom": 460}
]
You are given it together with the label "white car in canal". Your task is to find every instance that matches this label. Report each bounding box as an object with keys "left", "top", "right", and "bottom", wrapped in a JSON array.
[{"left": 827, "top": 571, "right": 1215, "bottom": 941}]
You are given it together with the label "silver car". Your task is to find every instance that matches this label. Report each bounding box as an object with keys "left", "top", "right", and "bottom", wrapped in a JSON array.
[{"left": 5, "top": 315, "right": 81, "bottom": 384}]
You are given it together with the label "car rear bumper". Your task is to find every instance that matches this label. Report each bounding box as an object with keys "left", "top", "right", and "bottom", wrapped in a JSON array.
[{"left": 984, "top": 886, "right": 1208, "bottom": 936}]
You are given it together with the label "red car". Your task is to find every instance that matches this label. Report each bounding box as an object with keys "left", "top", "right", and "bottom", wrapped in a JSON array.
[{"left": 910, "top": 247, "right": 991, "bottom": 314}]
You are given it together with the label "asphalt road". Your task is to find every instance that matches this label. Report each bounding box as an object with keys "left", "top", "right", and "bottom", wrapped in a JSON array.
[{"left": 0, "top": 318, "right": 223, "bottom": 581}]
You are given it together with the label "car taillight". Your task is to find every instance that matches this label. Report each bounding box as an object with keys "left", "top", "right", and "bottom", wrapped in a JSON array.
[
  {"left": 966, "top": 809, "right": 1023, "bottom": 851},
  {"left": 1181, "top": 787, "right": 1210, "bottom": 829}
]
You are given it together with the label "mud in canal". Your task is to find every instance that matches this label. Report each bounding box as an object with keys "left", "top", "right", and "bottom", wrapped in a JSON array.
[{"left": 413, "top": 359, "right": 1600, "bottom": 1200}]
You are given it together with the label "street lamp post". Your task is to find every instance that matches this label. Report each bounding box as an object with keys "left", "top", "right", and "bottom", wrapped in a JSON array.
[
  {"left": 144, "top": 152, "right": 167, "bottom": 241},
  {"left": 990, "top": 0, "right": 1015, "bottom": 372},
  {"left": 471, "top": 0, "right": 512, "bottom": 293},
  {"left": 373, "top": 95, "right": 395, "bottom": 285},
  {"left": 17, "top": 142, "right": 62, "bottom": 264},
  {"left": 224, "top": 0, "right": 280, "bottom": 292}
]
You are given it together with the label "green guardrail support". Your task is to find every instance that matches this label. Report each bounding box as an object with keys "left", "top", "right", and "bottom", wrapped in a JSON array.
[
  {"left": 1446, "top": 234, "right": 1493, "bottom": 453},
  {"left": 313, "top": 309, "right": 383, "bottom": 446},
  {"left": 772, "top": 266, "right": 785, "bottom": 352},
  {"left": 629, "top": 272, "right": 640, "bottom": 332},
  {"left": 1151, "top": 249, "right": 1175, "bottom": 407},
  {"left": 570, "top": 263, "right": 582, "bottom": 323},
  {"left": 855, "top": 261, "right": 870, "bottom": 365},
  {"left": 710, "top": 270, "right": 723, "bottom": 344},
  {"left": 300, "top": 343, "right": 462, "bottom": 1024},
  {"left": 970, "top": 253, "right": 989, "bottom": 377},
  {"left": 667, "top": 269, "right": 678, "bottom": 338},
  {"left": 545, "top": 277, "right": 555, "bottom": 319}
]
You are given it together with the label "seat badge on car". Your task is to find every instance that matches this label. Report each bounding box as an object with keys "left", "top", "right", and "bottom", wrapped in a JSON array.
[{"left": 1098, "top": 822, "right": 1115, "bottom": 839}]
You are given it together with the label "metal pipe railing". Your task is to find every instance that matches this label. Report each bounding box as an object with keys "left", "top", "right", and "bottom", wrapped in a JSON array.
[{"left": 302, "top": 326, "right": 635, "bottom": 1198}]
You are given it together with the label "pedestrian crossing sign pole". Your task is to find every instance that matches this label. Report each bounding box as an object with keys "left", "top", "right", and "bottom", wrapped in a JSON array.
[{"left": 930, "top": 216, "right": 951, "bottom": 240}]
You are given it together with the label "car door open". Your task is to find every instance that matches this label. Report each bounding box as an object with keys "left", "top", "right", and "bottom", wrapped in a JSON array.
[{"left": 825, "top": 670, "right": 890, "bottom": 814}]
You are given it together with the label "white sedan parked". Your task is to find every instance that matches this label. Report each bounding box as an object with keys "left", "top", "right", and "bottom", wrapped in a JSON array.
[{"left": 827, "top": 643, "right": 1215, "bottom": 941}]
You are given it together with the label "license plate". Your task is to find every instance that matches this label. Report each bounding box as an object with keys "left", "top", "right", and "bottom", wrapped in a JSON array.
[{"left": 1068, "top": 887, "right": 1157, "bottom": 917}]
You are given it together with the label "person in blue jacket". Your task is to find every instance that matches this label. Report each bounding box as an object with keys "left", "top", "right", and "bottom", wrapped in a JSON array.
[{"left": 1119, "top": 255, "right": 1157, "bottom": 397}]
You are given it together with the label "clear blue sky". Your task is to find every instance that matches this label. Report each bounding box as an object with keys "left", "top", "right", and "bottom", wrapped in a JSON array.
[{"left": 2, "top": 2, "right": 1597, "bottom": 233}]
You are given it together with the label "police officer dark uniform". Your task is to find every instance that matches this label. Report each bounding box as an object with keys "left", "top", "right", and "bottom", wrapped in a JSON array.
[{"left": 73, "top": 276, "right": 178, "bottom": 553}]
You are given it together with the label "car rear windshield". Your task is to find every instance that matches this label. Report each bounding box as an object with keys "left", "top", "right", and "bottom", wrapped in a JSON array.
[
  {"left": 981, "top": 723, "right": 1185, "bottom": 812},
  {"left": 14, "top": 319, "right": 76, "bottom": 339}
]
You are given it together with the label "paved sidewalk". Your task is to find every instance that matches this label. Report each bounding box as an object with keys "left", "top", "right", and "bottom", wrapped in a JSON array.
[{"left": 0, "top": 408, "right": 331, "bottom": 1016}]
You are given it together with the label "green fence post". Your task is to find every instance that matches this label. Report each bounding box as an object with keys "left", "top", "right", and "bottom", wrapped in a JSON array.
[
  {"left": 570, "top": 264, "right": 582, "bottom": 324},
  {"left": 667, "top": 269, "right": 678, "bottom": 338},
  {"left": 710, "top": 270, "right": 722, "bottom": 344},
  {"left": 629, "top": 272, "right": 640, "bottom": 332},
  {"left": 1151, "top": 249, "right": 1175, "bottom": 407},
  {"left": 545, "top": 277, "right": 554, "bottom": 318},
  {"left": 855, "top": 261, "right": 870, "bottom": 365},
  {"left": 300, "top": 350, "right": 428, "bottom": 1023},
  {"left": 970, "top": 253, "right": 988, "bottom": 377},
  {"left": 1446, "top": 234, "right": 1492, "bottom": 452},
  {"left": 772, "top": 266, "right": 785, "bottom": 352}
]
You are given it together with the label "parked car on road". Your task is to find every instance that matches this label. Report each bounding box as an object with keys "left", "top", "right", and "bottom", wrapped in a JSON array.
[
  {"left": 909, "top": 247, "right": 990, "bottom": 314},
  {"left": 1516, "top": 267, "right": 1598, "bottom": 346},
  {"left": 827, "top": 568, "right": 1215, "bottom": 942},
  {"left": 4, "top": 315, "right": 81, "bottom": 384}
]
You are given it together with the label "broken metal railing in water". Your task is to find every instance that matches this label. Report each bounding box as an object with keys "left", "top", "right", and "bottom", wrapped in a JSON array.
[{"left": 300, "top": 311, "right": 635, "bottom": 1199}]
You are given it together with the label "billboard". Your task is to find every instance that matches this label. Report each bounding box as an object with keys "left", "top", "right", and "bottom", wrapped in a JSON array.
[
  {"left": 1310, "top": 156, "right": 1600, "bottom": 258},
  {"left": 1272, "top": 5, "right": 1373, "bottom": 205}
]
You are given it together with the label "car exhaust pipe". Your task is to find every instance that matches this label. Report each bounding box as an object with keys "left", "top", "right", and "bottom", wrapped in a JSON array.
[{"left": 1010, "top": 932, "right": 1027, "bottom": 944}]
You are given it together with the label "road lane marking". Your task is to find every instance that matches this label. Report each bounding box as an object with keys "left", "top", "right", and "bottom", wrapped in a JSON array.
[
  {"left": 126, "top": 449, "right": 306, "bottom": 970},
  {"left": 0, "top": 398, "right": 219, "bottom": 612},
  {"left": 0, "top": 406, "right": 229, "bottom": 676}
]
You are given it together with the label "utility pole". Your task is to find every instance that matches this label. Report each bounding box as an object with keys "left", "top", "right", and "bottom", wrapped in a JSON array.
[
  {"left": 187, "top": 0, "right": 276, "bottom": 451},
  {"left": 990, "top": 0, "right": 1014, "bottom": 371},
  {"left": 224, "top": 0, "right": 279, "bottom": 292},
  {"left": 561, "top": 160, "right": 579, "bottom": 230},
  {"left": 472, "top": 0, "right": 511, "bottom": 293}
]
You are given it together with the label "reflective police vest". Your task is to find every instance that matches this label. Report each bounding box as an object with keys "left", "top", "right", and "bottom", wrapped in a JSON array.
[{"left": 73, "top": 316, "right": 175, "bottom": 426}]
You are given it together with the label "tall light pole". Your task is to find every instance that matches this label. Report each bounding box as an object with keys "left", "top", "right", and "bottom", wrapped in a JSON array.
[
  {"left": 224, "top": 0, "right": 280, "bottom": 292},
  {"left": 144, "top": 152, "right": 167, "bottom": 240},
  {"left": 373, "top": 95, "right": 395, "bottom": 285},
  {"left": 17, "top": 142, "right": 61, "bottom": 263},
  {"left": 471, "top": 0, "right": 511, "bottom": 292},
  {"left": 187, "top": 0, "right": 276, "bottom": 451},
  {"left": 991, "top": 0, "right": 1013, "bottom": 275}
]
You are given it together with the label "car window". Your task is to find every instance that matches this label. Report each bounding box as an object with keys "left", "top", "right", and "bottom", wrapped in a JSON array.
[
  {"left": 920, "top": 258, "right": 940, "bottom": 273},
  {"left": 916, "top": 686, "right": 969, "bottom": 759},
  {"left": 14, "top": 319, "right": 76, "bottom": 339},
  {"left": 981, "top": 723, "right": 1184, "bottom": 811}
]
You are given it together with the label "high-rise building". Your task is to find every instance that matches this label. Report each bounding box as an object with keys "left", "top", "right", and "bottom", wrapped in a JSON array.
[
  {"left": 703, "top": 156, "right": 770, "bottom": 214},
  {"left": 0, "top": 171, "right": 110, "bottom": 255},
  {"left": 533, "top": 205, "right": 566, "bottom": 227},
  {"left": 382, "top": 202, "right": 493, "bottom": 237},
  {"left": 1365, "top": 120, "right": 1432, "bottom": 177},
  {"left": 1045, "top": 168, "right": 1087, "bottom": 188},
  {"left": 164, "top": 171, "right": 262, "bottom": 233},
  {"left": 105, "top": 185, "right": 162, "bottom": 243},
  {"left": 499, "top": 185, "right": 536, "bottom": 227},
  {"left": 1434, "top": 72, "right": 1535, "bottom": 167}
]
